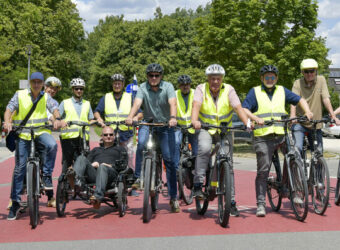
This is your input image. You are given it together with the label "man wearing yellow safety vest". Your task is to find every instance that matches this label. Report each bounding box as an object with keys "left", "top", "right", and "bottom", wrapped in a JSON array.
[
  {"left": 242, "top": 65, "right": 313, "bottom": 217},
  {"left": 3, "top": 72, "right": 61, "bottom": 220},
  {"left": 191, "top": 64, "right": 249, "bottom": 217},
  {"left": 174, "top": 74, "right": 198, "bottom": 170},
  {"left": 94, "top": 74, "right": 142, "bottom": 174},
  {"left": 59, "top": 78, "right": 95, "bottom": 173}
]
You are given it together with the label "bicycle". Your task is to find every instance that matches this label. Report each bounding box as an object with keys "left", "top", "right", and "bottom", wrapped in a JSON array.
[
  {"left": 195, "top": 122, "right": 246, "bottom": 228},
  {"left": 13, "top": 123, "right": 53, "bottom": 228},
  {"left": 266, "top": 116, "right": 309, "bottom": 222},
  {"left": 300, "top": 117, "right": 332, "bottom": 215},
  {"left": 335, "top": 158, "right": 340, "bottom": 205},
  {"left": 176, "top": 125, "right": 195, "bottom": 205},
  {"left": 56, "top": 121, "right": 132, "bottom": 217},
  {"left": 133, "top": 121, "right": 167, "bottom": 223}
]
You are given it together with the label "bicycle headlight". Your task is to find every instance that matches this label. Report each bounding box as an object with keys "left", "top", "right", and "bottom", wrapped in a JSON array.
[{"left": 147, "top": 140, "right": 153, "bottom": 149}]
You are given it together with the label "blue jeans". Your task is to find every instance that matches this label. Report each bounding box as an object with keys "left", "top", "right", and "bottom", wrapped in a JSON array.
[
  {"left": 135, "top": 125, "right": 177, "bottom": 199},
  {"left": 11, "top": 133, "right": 57, "bottom": 202},
  {"left": 174, "top": 129, "right": 198, "bottom": 170},
  {"left": 292, "top": 123, "right": 323, "bottom": 154}
]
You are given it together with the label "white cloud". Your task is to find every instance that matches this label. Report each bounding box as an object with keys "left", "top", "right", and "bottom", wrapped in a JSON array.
[
  {"left": 319, "top": 0, "right": 340, "bottom": 19},
  {"left": 72, "top": 0, "right": 211, "bottom": 32},
  {"left": 329, "top": 53, "right": 340, "bottom": 67}
]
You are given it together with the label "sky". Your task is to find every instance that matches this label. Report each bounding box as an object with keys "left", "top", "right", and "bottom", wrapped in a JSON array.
[{"left": 72, "top": 0, "right": 340, "bottom": 68}]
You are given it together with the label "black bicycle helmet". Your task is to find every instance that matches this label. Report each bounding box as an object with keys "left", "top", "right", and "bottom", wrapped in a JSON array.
[
  {"left": 146, "top": 63, "right": 164, "bottom": 74},
  {"left": 177, "top": 74, "right": 192, "bottom": 84},
  {"left": 260, "top": 65, "right": 279, "bottom": 76}
]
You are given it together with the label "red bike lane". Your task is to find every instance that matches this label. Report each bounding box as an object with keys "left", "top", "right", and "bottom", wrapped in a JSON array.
[{"left": 1, "top": 143, "right": 340, "bottom": 244}]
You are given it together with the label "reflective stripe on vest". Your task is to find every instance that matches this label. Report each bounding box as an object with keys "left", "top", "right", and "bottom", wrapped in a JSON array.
[
  {"left": 104, "top": 92, "right": 132, "bottom": 131},
  {"left": 253, "top": 85, "right": 287, "bottom": 137},
  {"left": 198, "top": 83, "right": 233, "bottom": 135},
  {"left": 60, "top": 98, "right": 90, "bottom": 139},
  {"left": 12, "top": 89, "right": 50, "bottom": 140},
  {"left": 176, "top": 89, "right": 195, "bottom": 134}
]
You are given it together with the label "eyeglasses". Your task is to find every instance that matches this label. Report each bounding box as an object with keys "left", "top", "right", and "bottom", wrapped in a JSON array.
[
  {"left": 74, "top": 87, "right": 84, "bottom": 91},
  {"left": 148, "top": 74, "right": 161, "bottom": 78},
  {"left": 264, "top": 76, "right": 276, "bottom": 81},
  {"left": 103, "top": 133, "right": 114, "bottom": 137},
  {"left": 303, "top": 69, "right": 316, "bottom": 74}
]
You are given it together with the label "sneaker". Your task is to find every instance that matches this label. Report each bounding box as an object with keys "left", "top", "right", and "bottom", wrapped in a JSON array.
[
  {"left": 47, "top": 197, "right": 56, "bottom": 208},
  {"left": 130, "top": 189, "right": 139, "bottom": 197},
  {"left": 170, "top": 199, "right": 180, "bottom": 213},
  {"left": 193, "top": 184, "right": 205, "bottom": 200},
  {"left": 132, "top": 178, "right": 140, "bottom": 189},
  {"left": 293, "top": 196, "right": 303, "bottom": 205},
  {"left": 90, "top": 195, "right": 101, "bottom": 209},
  {"left": 7, "top": 201, "right": 21, "bottom": 220},
  {"left": 256, "top": 204, "right": 266, "bottom": 217},
  {"left": 43, "top": 176, "right": 53, "bottom": 190},
  {"left": 230, "top": 202, "right": 240, "bottom": 217},
  {"left": 7, "top": 199, "right": 12, "bottom": 210}
]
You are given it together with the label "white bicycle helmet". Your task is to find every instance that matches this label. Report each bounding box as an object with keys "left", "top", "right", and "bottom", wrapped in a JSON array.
[
  {"left": 300, "top": 59, "right": 318, "bottom": 70},
  {"left": 111, "top": 74, "right": 125, "bottom": 82},
  {"left": 45, "top": 76, "right": 62, "bottom": 89},
  {"left": 70, "top": 78, "right": 85, "bottom": 88},
  {"left": 205, "top": 64, "right": 225, "bottom": 76}
]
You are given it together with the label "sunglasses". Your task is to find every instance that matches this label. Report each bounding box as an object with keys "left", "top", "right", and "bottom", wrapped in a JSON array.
[
  {"left": 264, "top": 76, "right": 276, "bottom": 81},
  {"left": 74, "top": 87, "right": 84, "bottom": 91},
  {"left": 103, "top": 133, "right": 114, "bottom": 137},
  {"left": 303, "top": 69, "right": 316, "bottom": 74},
  {"left": 148, "top": 74, "right": 161, "bottom": 78}
]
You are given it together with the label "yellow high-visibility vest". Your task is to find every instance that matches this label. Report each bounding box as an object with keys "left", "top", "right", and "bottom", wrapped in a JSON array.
[
  {"left": 198, "top": 83, "right": 233, "bottom": 135},
  {"left": 12, "top": 89, "right": 50, "bottom": 140},
  {"left": 60, "top": 98, "right": 90, "bottom": 140},
  {"left": 104, "top": 92, "right": 132, "bottom": 131},
  {"left": 253, "top": 85, "right": 287, "bottom": 137},
  {"left": 176, "top": 89, "right": 195, "bottom": 134}
]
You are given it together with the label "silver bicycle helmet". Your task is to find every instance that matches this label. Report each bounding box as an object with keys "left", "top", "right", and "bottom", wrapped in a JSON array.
[
  {"left": 70, "top": 78, "right": 85, "bottom": 88},
  {"left": 45, "top": 76, "right": 62, "bottom": 89},
  {"left": 111, "top": 74, "right": 125, "bottom": 82},
  {"left": 205, "top": 64, "right": 225, "bottom": 76}
]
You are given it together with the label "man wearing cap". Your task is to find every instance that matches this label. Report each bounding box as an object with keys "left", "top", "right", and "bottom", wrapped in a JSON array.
[
  {"left": 3, "top": 72, "right": 61, "bottom": 220},
  {"left": 191, "top": 64, "right": 249, "bottom": 217},
  {"left": 290, "top": 59, "right": 340, "bottom": 153},
  {"left": 94, "top": 74, "right": 142, "bottom": 196}
]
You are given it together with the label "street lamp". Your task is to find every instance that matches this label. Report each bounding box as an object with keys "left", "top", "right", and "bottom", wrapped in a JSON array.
[{"left": 26, "top": 45, "right": 32, "bottom": 81}]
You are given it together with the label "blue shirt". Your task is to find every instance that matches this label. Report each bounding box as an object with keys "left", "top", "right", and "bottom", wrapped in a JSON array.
[
  {"left": 94, "top": 92, "right": 141, "bottom": 142},
  {"left": 242, "top": 84, "right": 301, "bottom": 113},
  {"left": 59, "top": 96, "right": 94, "bottom": 120}
]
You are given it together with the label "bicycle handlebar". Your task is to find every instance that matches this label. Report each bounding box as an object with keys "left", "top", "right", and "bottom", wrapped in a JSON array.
[
  {"left": 67, "top": 121, "right": 97, "bottom": 127},
  {"left": 200, "top": 123, "right": 247, "bottom": 131}
]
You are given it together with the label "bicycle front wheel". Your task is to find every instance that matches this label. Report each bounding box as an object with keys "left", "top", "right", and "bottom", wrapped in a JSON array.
[
  {"left": 218, "top": 162, "right": 231, "bottom": 228},
  {"left": 143, "top": 158, "right": 152, "bottom": 223},
  {"left": 27, "top": 162, "right": 39, "bottom": 228},
  {"left": 178, "top": 160, "right": 193, "bottom": 205},
  {"left": 289, "top": 159, "right": 308, "bottom": 222},
  {"left": 334, "top": 160, "right": 340, "bottom": 206},
  {"left": 56, "top": 175, "right": 69, "bottom": 217},
  {"left": 267, "top": 154, "right": 282, "bottom": 212},
  {"left": 151, "top": 161, "right": 161, "bottom": 212},
  {"left": 311, "top": 157, "right": 330, "bottom": 215},
  {"left": 118, "top": 182, "right": 127, "bottom": 217}
]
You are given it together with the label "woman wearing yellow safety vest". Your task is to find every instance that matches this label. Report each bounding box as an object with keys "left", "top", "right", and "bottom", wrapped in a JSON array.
[
  {"left": 174, "top": 74, "right": 198, "bottom": 170},
  {"left": 191, "top": 64, "right": 249, "bottom": 217},
  {"left": 242, "top": 65, "right": 313, "bottom": 217},
  {"left": 59, "top": 78, "right": 96, "bottom": 173}
]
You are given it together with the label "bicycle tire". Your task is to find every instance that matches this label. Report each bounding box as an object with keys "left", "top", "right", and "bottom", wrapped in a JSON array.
[
  {"left": 311, "top": 157, "right": 330, "bottom": 215},
  {"left": 143, "top": 158, "right": 152, "bottom": 223},
  {"left": 218, "top": 162, "right": 231, "bottom": 228},
  {"left": 289, "top": 159, "right": 308, "bottom": 222},
  {"left": 178, "top": 161, "right": 193, "bottom": 205},
  {"left": 56, "top": 176, "right": 68, "bottom": 217},
  {"left": 118, "top": 182, "right": 127, "bottom": 217},
  {"left": 334, "top": 160, "right": 340, "bottom": 206},
  {"left": 267, "top": 155, "right": 282, "bottom": 212},
  {"left": 27, "top": 162, "right": 39, "bottom": 228},
  {"left": 151, "top": 161, "right": 161, "bottom": 212}
]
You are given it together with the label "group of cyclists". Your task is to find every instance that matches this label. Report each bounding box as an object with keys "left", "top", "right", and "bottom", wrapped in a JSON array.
[{"left": 3, "top": 58, "right": 340, "bottom": 222}]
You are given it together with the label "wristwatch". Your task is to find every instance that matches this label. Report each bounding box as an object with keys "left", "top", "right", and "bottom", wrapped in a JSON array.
[
  {"left": 55, "top": 117, "right": 61, "bottom": 121},
  {"left": 170, "top": 116, "right": 176, "bottom": 119}
]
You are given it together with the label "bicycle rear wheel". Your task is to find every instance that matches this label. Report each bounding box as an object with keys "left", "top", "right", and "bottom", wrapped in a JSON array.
[
  {"left": 118, "top": 182, "right": 127, "bottom": 217},
  {"left": 27, "top": 162, "right": 39, "bottom": 228},
  {"left": 267, "top": 153, "right": 282, "bottom": 211},
  {"left": 311, "top": 157, "right": 330, "bottom": 215},
  {"left": 143, "top": 158, "right": 152, "bottom": 223},
  {"left": 56, "top": 175, "right": 70, "bottom": 217},
  {"left": 178, "top": 160, "right": 193, "bottom": 205},
  {"left": 218, "top": 162, "right": 231, "bottom": 228},
  {"left": 289, "top": 159, "right": 308, "bottom": 222}
]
